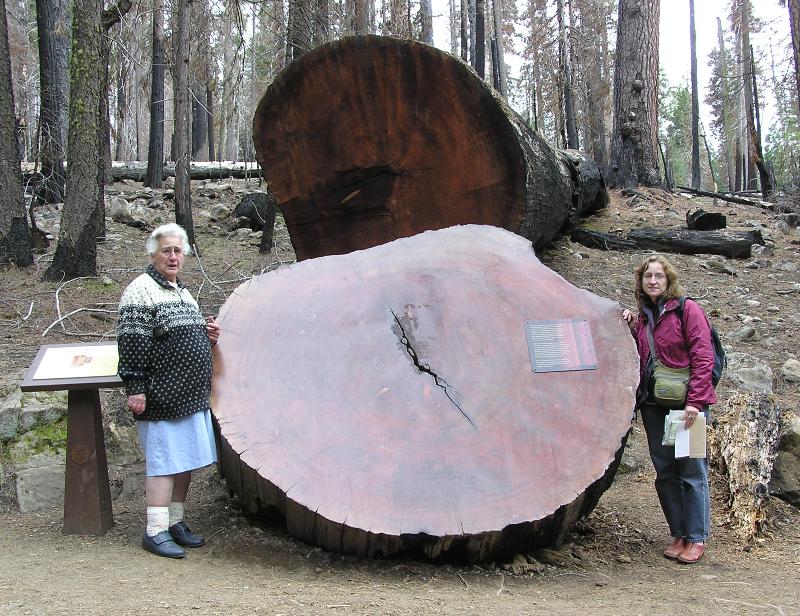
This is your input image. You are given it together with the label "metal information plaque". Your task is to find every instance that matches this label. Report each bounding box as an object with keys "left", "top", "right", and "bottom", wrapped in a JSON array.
[{"left": 525, "top": 319, "right": 598, "bottom": 373}]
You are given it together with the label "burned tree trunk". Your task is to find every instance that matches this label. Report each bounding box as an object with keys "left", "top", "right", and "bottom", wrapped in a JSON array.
[
  {"left": 252, "top": 35, "right": 608, "bottom": 261},
  {"left": 212, "top": 226, "right": 638, "bottom": 561}
]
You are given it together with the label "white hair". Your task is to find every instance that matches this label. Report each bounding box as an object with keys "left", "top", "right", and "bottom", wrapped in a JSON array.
[{"left": 146, "top": 223, "right": 192, "bottom": 256}]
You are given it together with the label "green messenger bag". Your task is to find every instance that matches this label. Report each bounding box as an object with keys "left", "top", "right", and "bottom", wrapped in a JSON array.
[{"left": 652, "top": 363, "right": 690, "bottom": 407}]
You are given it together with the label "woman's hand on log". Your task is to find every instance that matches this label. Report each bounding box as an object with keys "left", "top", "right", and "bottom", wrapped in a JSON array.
[
  {"left": 683, "top": 405, "right": 701, "bottom": 429},
  {"left": 622, "top": 308, "right": 636, "bottom": 331},
  {"left": 206, "top": 316, "right": 220, "bottom": 346},
  {"left": 127, "top": 393, "right": 146, "bottom": 415}
]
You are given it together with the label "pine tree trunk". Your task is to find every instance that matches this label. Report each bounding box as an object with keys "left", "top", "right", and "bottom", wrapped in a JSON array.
[
  {"left": 717, "top": 17, "right": 734, "bottom": 192},
  {"left": 558, "top": 0, "right": 577, "bottom": 148},
  {"left": 689, "top": 0, "right": 701, "bottom": 189},
  {"left": 419, "top": 0, "right": 433, "bottom": 44},
  {"left": 609, "top": 0, "right": 661, "bottom": 188},
  {"left": 145, "top": 0, "right": 165, "bottom": 187},
  {"left": 474, "top": 0, "right": 485, "bottom": 78},
  {"left": 34, "top": 0, "right": 69, "bottom": 205},
  {"left": 0, "top": 0, "right": 32, "bottom": 266},
  {"left": 43, "top": 0, "right": 104, "bottom": 281},
  {"left": 174, "top": 0, "right": 195, "bottom": 249},
  {"left": 190, "top": 0, "right": 209, "bottom": 161},
  {"left": 789, "top": 0, "right": 800, "bottom": 122}
]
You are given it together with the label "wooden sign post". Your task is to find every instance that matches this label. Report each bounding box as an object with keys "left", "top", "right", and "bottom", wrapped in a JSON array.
[{"left": 21, "top": 342, "right": 123, "bottom": 535}]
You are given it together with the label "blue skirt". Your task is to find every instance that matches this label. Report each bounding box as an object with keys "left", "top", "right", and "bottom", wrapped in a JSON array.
[{"left": 137, "top": 409, "right": 218, "bottom": 476}]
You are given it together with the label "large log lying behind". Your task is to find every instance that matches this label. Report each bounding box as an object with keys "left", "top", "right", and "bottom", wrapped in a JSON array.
[
  {"left": 212, "top": 226, "right": 638, "bottom": 561},
  {"left": 252, "top": 36, "right": 608, "bottom": 261}
]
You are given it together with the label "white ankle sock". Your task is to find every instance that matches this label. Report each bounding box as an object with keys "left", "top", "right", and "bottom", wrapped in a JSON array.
[
  {"left": 146, "top": 506, "right": 170, "bottom": 537},
  {"left": 169, "top": 501, "right": 185, "bottom": 526}
]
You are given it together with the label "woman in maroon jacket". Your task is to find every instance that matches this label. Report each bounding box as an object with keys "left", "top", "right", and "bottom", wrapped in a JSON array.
[{"left": 623, "top": 254, "right": 716, "bottom": 564}]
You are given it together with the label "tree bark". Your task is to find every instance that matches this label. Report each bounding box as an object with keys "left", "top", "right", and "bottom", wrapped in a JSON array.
[
  {"left": 419, "top": 0, "right": 433, "bottom": 45},
  {"left": 708, "top": 393, "right": 782, "bottom": 543},
  {"left": 747, "top": 45, "right": 773, "bottom": 200},
  {"left": 34, "top": 0, "right": 69, "bottom": 205},
  {"left": 491, "top": 0, "right": 507, "bottom": 97},
  {"left": 190, "top": 0, "right": 210, "bottom": 161},
  {"left": 0, "top": 0, "right": 33, "bottom": 266},
  {"left": 144, "top": 0, "right": 165, "bottom": 187},
  {"left": 252, "top": 36, "right": 609, "bottom": 261},
  {"left": 789, "top": 0, "right": 800, "bottom": 122},
  {"left": 557, "top": 0, "right": 577, "bottom": 149},
  {"left": 716, "top": 17, "right": 734, "bottom": 192},
  {"left": 689, "top": 0, "right": 701, "bottom": 189},
  {"left": 474, "top": 0, "right": 485, "bottom": 78},
  {"left": 174, "top": 0, "right": 195, "bottom": 249},
  {"left": 43, "top": 0, "right": 104, "bottom": 281},
  {"left": 213, "top": 225, "right": 638, "bottom": 561},
  {"left": 609, "top": 0, "right": 661, "bottom": 188},
  {"left": 578, "top": 0, "right": 609, "bottom": 170}
]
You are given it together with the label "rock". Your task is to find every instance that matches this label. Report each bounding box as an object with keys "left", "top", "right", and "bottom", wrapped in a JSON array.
[
  {"left": 0, "top": 388, "right": 67, "bottom": 443},
  {"left": 107, "top": 196, "right": 132, "bottom": 222},
  {"left": 730, "top": 326, "right": 758, "bottom": 342},
  {"left": 776, "top": 212, "right": 799, "bottom": 228},
  {"left": 770, "top": 417, "right": 800, "bottom": 508},
  {"left": 781, "top": 359, "right": 800, "bottom": 383},
  {"left": 751, "top": 244, "right": 773, "bottom": 258},
  {"left": 232, "top": 192, "right": 278, "bottom": 231},
  {"left": 14, "top": 453, "right": 65, "bottom": 512},
  {"left": 745, "top": 299, "right": 761, "bottom": 307},
  {"left": 724, "top": 352, "right": 774, "bottom": 394},
  {"left": 772, "top": 260, "right": 798, "bottom": 272},
  {"left": 209, "top": 203, "right": 231, "bottom": 222}
]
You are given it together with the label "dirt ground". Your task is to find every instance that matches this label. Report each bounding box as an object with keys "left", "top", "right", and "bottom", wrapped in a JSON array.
[{"left": 1, "top": 182, "right": 799, "bottom": 615}]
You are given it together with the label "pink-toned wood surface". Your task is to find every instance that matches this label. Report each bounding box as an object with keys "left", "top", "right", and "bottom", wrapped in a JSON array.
[{"left": 212, "top": 226, "right": 638, "bottom": 560}]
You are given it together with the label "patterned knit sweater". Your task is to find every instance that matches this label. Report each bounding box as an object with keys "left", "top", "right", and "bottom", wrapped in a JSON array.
[{"left": 117, "top": 265, "right": 212, "bottom": 421}]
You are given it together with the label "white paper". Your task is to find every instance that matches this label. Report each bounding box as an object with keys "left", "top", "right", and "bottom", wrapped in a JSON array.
[{"left": 675, "top": 414, "right": 707, "bottom": 459}]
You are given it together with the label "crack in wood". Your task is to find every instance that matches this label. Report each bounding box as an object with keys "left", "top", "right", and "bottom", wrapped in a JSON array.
[{"left": 389, "top": 306, "right": 477, "bottom": 429}]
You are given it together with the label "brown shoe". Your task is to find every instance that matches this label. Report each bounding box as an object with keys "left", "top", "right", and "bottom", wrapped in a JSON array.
[
  {"left": 677, "top": 542, "right": 705, "bottom": 564},
  {"left": 664, "top": 537, "right": 686, "bottom": 560}
]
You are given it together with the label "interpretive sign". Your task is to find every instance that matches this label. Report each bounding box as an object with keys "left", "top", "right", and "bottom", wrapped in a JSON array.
[
  {"left": 525, "top": 319, "right": 598, "bottom": 373},
  {"left": 21, "top": 342, "right": 123, "bottom": 535}
]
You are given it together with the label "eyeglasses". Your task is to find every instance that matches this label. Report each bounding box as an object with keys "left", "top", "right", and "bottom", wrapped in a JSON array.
[
  {"left": 158, "top": 247, "right": 184, "bottom": 256},
  {"left": 643, "top": 273, "right": 666, "bottom": 280}
]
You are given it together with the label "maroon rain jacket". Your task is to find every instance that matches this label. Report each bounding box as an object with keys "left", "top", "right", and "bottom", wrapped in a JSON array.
[{"left": 633, "top": 297, "right": 717, "bottom": 409}]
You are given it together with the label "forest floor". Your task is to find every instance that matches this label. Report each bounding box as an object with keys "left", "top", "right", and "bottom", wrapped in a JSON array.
[{"left": 0, "top": 180, "right": 799, "bottom": 615}]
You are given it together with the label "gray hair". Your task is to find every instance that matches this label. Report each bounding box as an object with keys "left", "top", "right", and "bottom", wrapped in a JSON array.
[{"left": 146, "top": 223, "right": 192, "bottom": 256}]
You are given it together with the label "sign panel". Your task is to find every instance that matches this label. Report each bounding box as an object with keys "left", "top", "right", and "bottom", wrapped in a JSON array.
[
  {"left": 33, "top": 344, "right": 119, "bottom": 380},
  {"left": 525, "top": 319, "right": 598, "bottom": 373}
]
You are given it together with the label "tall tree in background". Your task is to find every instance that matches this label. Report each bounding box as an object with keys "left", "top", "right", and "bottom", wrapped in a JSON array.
[
  {"left": 577, "top": 0, "right": 611, "bottom": 169},
  {"left": 190, "top": 0, "right": 210, "bottom": 161},
  {"left": 0, "top": 0, "right": 32, "bottom": 266},
  {"left": 747, "top": 44, "right": 773, "bottom": 198},
  {"left": 733, "top": 0, "right": 757, "bottom": 189},
  {"left": 144, "top": 0, "right": 165, "bottom": 187},
  {"left": 689, "top": 0, "right": 701, "bottom": 188},
  {"left": 609, "top": 0, "right": 661, "bottom": 187},
  {"left": 420, "top": 0, "right": 434, "bottom": 45},
  {"left": 474, "top": 0, "right": 485, "bottom": 78},
  {"left": 174, "top": 0, "right": 196, "bottom": 249},
  {"left": 219, "top": 0, "right": 241, "bottom": 161},
  {"left": 786, "top": 0, "right": 800, "bottom": 120},
  {"left": 43, "top": 0, "right": 104, "bottom": 280},
  {"left": 353, "top": 0, "right": 369, "bottom": 33},
  {"left": 34, "top": 0, "right": 69, "bottom": 205},
  {"left": 557, "top": 0, "right": 577, "bottom": 148},
  {"left": 491, "top": 0, "right": 507, "bottom": 97}
]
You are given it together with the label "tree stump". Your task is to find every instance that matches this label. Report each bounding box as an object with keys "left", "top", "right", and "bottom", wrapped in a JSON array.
[
  {"left": 251, "top": 35, "right": 608, "bottom": 261},
  {"left": 212, "top": 226, "right": 638, "bottom": 561}
]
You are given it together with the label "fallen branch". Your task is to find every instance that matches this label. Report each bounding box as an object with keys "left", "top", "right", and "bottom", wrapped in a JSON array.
[
  {"left": 42, "top": 308, "right": 119, "bottom": 337},
  {"left": 675, "top": 185, "right": 767, "bottom": 207}
]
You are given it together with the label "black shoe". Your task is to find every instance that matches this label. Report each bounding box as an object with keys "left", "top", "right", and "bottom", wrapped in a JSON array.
[
  {"left": 168, "top": 521, "right": 205, "bottom": 548},
  {"left": 142, "top": 531, "right": 186, "bottom": 559}
]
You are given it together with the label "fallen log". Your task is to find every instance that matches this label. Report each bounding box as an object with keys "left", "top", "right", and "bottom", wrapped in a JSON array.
[
  {"left": 708, "top": 392, "right": 782, "bottom": 543},
  {"left": 23, "top": 161, "right": 263, "bottom": 184},
  {"left": 212, "top": 226, "right": 639, "bottom": 561},
  {"left": 686, "top": 208, "right": 726, "bottom": 231},
  {"left": 675, "top": 185, "right": 763, "bottom": 207},
  {"left": 627, "top": 228, "right": 763, "bottom": 258},
  {"left": 252, "top": 35, "right": 608, "bottom": 261},
  {"left": 571, "top": 227, "right": 763, "bottom": 259}
]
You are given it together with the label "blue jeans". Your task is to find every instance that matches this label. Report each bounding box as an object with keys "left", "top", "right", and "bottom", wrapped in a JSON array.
[{"left": 641, "top": 404, "right": 711, "bottom": 542}]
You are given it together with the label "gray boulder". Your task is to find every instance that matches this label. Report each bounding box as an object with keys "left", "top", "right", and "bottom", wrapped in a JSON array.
[
  {"left": 770, "top": 416, "right": 800, "bottom": 508},
  {"left": 724, "top": 351, "right": 774, "bottom": 394},
  {"left": 781, "top": 358, "right": 800, "bottom": 383},
  {"left": 14, "top": 452, "right": 65, "bottom": 512},
  {"left": 0, "top": 387, "right": 67, "bottom": 443}
]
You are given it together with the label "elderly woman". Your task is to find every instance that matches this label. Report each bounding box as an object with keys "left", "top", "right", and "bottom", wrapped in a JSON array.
[
  {"left": 117, "top": 223, "right": 220, "bottom": 559},
  {"left": 623, "top": 254, "right": 716, "bottom": 565}
]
